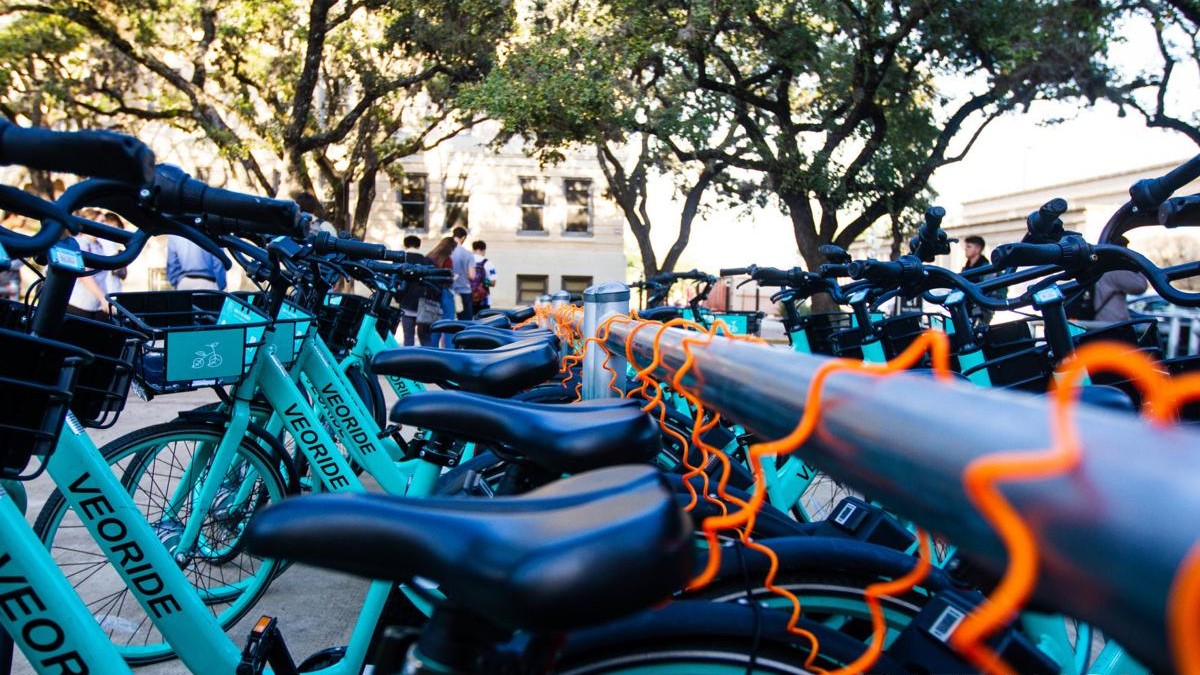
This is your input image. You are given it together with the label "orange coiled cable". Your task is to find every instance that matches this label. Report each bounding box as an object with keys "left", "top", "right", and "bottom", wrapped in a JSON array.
[
  {"left": 668, "top": 327, "right": 950, "bottom": 671},
  {"left": 952, "top": 342, "right": 1173, "bottom": 675}
]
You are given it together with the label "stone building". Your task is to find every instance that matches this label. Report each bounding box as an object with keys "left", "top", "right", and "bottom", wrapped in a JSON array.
[{"left": 363, "top": 127, "right": 627, "bottom": 308}]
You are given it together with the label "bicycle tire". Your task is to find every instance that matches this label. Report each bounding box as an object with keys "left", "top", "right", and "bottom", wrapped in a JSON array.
[
  {"left": 555, "top": 601, "right": 907, "bottom": 674},
  {"left": 346, "top": 365, "right": 387, "bottom": 431},
  {"left": 32, "top": 421, "right": 289, "bottom": 665}
]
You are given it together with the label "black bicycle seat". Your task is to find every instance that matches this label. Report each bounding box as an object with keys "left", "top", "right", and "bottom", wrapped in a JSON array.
[
  {"left": 244, "top": 465, "right": 695, "bottom": 631},
  {"left": 452, "top": 325, "right": 557, "bottom": 351},
  {"left": 391, "top": 390, "right": 660, "bottom": 473},
  {"left": 430, "top": 314, "right": 512, "bottom": 334},
  {"left": 477, "top": 306, "right": 536, "bottom": 322},
  {"left": 371, "top": 340, "right": 559, "bottom": 397}
]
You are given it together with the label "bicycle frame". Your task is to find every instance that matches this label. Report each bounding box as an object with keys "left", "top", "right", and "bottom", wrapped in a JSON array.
[
  {"left": 0, "top": 480, "right": 136, "bottom": 675},
  {"left": 338, "top": 311, "right": 426, "bottom": 401},
  {"left": 17, "top": 416, "right": 243, "bottom": 673}
]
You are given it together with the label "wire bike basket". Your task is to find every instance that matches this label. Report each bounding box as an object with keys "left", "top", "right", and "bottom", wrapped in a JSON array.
[
  {"left": 0, "top": 327, "right": 92, "bottom": 479},
  {"left": 0, "top": 299, "right": 146, "bottom": 429},
  {"left": 315, "top": 292, "right": 371, "bottom": 353},
  {"left": 109, "top": 290, "right": 271, "bottom": 395},
  {"left": 235, "top": 292, "right": 315, "bottom": 367}
]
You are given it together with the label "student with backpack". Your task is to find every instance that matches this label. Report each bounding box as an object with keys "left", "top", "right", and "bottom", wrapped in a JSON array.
[{"left": 471, "top": 240, "right": 497, "bottom": 310}]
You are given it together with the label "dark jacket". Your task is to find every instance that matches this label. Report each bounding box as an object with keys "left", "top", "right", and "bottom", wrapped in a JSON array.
[{"left": 398, "top": 251, "right": 437, "bottom": 312}]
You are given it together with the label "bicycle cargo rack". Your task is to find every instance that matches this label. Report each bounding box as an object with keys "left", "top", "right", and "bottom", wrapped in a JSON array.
[{"left": 109, "top": 290, "right": 271, "bottom": 395}]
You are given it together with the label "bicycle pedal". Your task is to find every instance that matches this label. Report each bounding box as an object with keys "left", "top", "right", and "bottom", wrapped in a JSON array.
[{"left": 237, "top": 615, "right": 299, "bottom": 675}]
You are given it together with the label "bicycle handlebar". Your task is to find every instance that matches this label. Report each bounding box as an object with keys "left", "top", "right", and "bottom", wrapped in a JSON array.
[
  {"left": 154, "top": 165, "right": 302, "bottom": 238},
  {"left": 908, "top": 206, "right": 954, "bottom": 262},
  {"left": 991, "top": 237, "right": 1094, "bottom": 271},
  {"left": 56, "top": 178, "right": 230, "bottom": 272},
  {"left": 1158, "top": 194, "right": 1200, "bottom": 228},
  {"left": 310, "top": 231, "right": 406, "bottom": 261},
  {"left": 649, "top": 269, "right": 716, "bottom": 284},
  {"left": 1130, "top": 153, "right": 1200, "bottom": 212},
  {"left": 1024, "top": 198, "right": 1069, "bottom": 242},
  {"left": 0, "top": 120, "right": 155, "bottom": 185},
  {"left": 0, "top": 186, "right": 75, "bottom": 256}
]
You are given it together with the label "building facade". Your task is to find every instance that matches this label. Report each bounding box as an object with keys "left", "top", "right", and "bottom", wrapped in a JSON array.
[{"left": 363, "top": 127, "right": 627, "bottom": 309}]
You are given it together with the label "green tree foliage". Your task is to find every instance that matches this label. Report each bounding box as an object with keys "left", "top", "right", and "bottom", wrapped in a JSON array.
[
  {"left": 0, "top": 0, "right": 514, "bottom": 233},
  {"left": 468, "top": 0, "right": 1114, "bottom": 283},
  {"left": 463, "top": 18, "right": 754, "bottom": 277}
]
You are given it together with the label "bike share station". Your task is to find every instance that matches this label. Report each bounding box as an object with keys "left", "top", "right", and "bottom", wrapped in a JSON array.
[{"left": 0, "top": 122, "right": 1199, "bottom": 675}]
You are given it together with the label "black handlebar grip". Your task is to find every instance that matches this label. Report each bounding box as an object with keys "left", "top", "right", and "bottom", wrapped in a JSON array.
[
  {"left": 819, "top": 244, "right": 851, "bottom": 264},
  {"left": 755, "top": 267, "right": 791, "bottom": 284},
  {"left": 991, "top": 242, "right": 1065, "bottom": 268},
  {"left": 311, "top": 231, "right": 390, "bottom": 260},
  {"left": 0, "top": 121, "right": 155, "bottom": 184},
  {"left": 154, "top": 165, "right": 302, "bottom": 237},
  {"left": 923, "top": 206, "right": 946, "bottom": 230},
  {"left": 1158, "top": 194, "right": 1200, "bottom": 228},
  {"left": 1026, "top": 198, "right": 1069, "bottom": 240},
  {"left": 1131, "top": 153, "right": 1200, "bottom": 212},
  {"left": 719, "top": 267, "right": 750, "bottom": 276},
  {"left": 847, "top": 259, "right": 903, "bottom": 283}
]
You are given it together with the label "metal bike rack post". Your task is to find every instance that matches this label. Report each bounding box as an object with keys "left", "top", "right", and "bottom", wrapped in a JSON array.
[
  {"left": 600, "top": 319, "right": 1200, "bottom": 673},
  {"left": 581, "top": 281, "right": 630, "bottom": 400}
]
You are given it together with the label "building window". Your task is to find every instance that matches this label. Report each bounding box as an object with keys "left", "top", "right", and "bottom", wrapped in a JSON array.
[
  {"left": 561, "top": 275, "right": 593, "bottom": 296},
  {"left": 444, "top": 185, "right": 469, "bottom": 231},
  {"left": 519, "top": 177, "right": 545, "bottom": 232},
  {"left": 397, "top": 173, "right": 427, "bottom": 231},
  {"left": 564, "top": 178, "right": 592, "bottom": 233},
  {"left": 516, "top": 274, "right": 549, "bottom": 303}
]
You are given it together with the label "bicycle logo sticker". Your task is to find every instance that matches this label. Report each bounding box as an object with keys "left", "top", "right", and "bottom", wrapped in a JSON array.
[{"left": 192, "top": 342, "right": 224, "bottom": 370}]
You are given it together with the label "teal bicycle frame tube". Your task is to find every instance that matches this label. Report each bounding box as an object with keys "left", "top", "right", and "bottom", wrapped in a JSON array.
[
  {"left": 0, "top": 484, "right": 136, "bottom": 675},
  {"left": 295, "top": 337, "right": 442, "bottom": 496},
  {"left": 43, "top": 417, "right": 242, "bottom": 673},
  {"left": 254, "top": 347, "right": 366, "bottom": 493},
  {"left": 339, "top": 312, "right": 426, "bottom": 400}
]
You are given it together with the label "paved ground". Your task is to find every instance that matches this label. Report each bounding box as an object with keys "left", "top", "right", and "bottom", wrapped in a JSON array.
[{"left": 11, "top": 390, "right": 373, "bottom": 675}]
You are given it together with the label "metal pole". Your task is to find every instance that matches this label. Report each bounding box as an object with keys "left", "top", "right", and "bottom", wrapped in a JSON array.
[
  {"left": 601, "top": 319, "right": 1199, "bottom": 673},
  {"left": 581, "top": 281, "right": 630, "bottom": 399}
]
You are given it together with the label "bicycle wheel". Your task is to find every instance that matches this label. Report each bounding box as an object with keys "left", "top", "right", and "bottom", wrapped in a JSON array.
[
  {"left": 555, "top": 601, "right": 907, "bottom": 674},
  {"left": 346, "top": 365, "right": 387, "bottom": 431},
  {"left": 693, "top": 571, "right": 928, "bottom": 650},
  {"left": 32, "top": 421, "right": 289, "bottom": 665}
]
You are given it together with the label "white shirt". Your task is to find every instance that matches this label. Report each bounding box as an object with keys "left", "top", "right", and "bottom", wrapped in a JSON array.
[{"left": 474, "top": 253, "right": 497, "bottom": 286}]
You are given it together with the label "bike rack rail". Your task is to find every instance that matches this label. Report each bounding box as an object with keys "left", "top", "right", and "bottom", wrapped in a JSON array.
[{"left": 576, "top": 286, "right": 1200, "bottom": 673}]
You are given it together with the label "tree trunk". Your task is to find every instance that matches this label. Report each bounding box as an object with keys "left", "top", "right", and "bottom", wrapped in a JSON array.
[
  {"left": 787, "top": 194, "right": 837, "bottom": 312},
  {"left": 353, "top": 164, "right": 378, "bottom": 239}
]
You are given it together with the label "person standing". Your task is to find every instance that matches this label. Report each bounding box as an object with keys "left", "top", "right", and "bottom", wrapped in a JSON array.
[
  {"left": 961, "top": 235, "right": 995, "bottom": 327},
  {"left": 64, "top": 231, "right": 111, "bottom": 320},
  {"left": 471, "top": 240, "right": 497, "bottom": 311},
  {"left": 96, "top": 212, "right": 128, "bottom": 294},
  {"left": 449, "top": 226, "right": 475, "bottom": 320},
  {"left": 428, "top": 237, "right": 458, "bottom": 348},
  {"left": 167, "top": 235, "right": 227, "bottom": 291},
  {"left": 1092, "top": 235, "right": 1149, "bottom": 323},
  {"left": 398, "top": 235, "right": 435, "bottom": 346},
  {"left": 0, "top": 212, "right": 23, "bottom": 301},
  {"left": 962, "top": 235, "right": 989, "bottom": 271}
]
